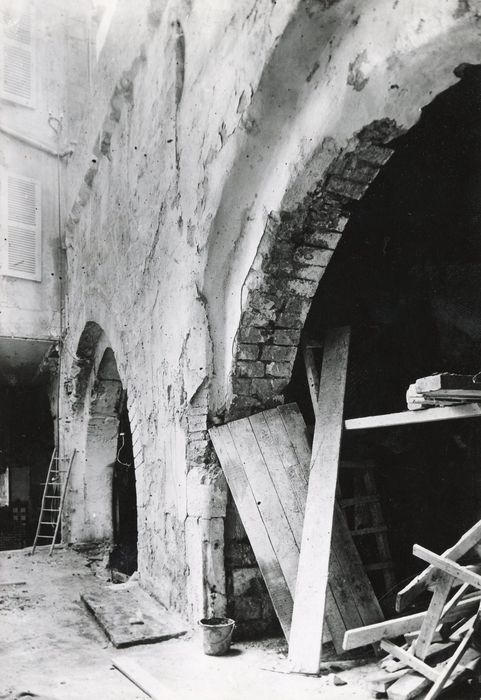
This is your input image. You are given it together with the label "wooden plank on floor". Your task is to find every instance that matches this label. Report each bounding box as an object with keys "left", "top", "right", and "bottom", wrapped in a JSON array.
[
  {"left": 112, "top": 658, "right": 169, "bottom": 699},
  {"left": 380, "top": 641, "right": 438, "bottom": 682},
  {"left": 288, "top": 326, "right": 351, "bottom": 673},
  {"left": 387, "top": 672, "right": 431, "bottom": 700},
  {"left": 209, "top": 423, "right": 293, "bottom": 638},
  {"left": 397, "top": 519, "right": 481, "bottom": 612}
]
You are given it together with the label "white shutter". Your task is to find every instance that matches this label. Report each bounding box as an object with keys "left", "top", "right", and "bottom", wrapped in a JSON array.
[
  {"left": 0, "top": 1, "right": 35, "bottom": 107},
  {"left": 1, "top": 170, "right": 41, "bottom": 281}
]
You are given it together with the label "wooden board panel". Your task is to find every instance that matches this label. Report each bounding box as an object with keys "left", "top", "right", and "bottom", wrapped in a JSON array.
[
  {"left": 209, "top": 423, "right": 293, "bottom": 638},
  {"left": 81, "top": 583, "right": 187, "bottom": 648},
  {"left": 211, "top": 401, "right": 383, "bottom": 652},
  {"left": 288, "top": 327, "right": 352, "bottom": 673}
]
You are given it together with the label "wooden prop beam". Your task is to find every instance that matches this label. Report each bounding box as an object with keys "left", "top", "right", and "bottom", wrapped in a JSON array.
[{"left": 288, "top": 327, "right": 350, "bottom": 674}]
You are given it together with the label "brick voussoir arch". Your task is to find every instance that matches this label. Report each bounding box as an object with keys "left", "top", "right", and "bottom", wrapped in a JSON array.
[{"left": 230, "top": 120, "right": 402, "bottom": 418}]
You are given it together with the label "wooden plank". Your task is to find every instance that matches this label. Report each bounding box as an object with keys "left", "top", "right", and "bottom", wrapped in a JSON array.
[
  {"left": 302, "top": 344, "right": 320, "bottom": 421},
  {"left": 397, "top": 518, "right": 481, "bottom": 612},
  {"left": 343, "top": 595, "right": 479, "bottom": 650},
  {"left": 380, "top": 641, "right": 438, "bottom": 682},
  {"left": 288, "top": 326, "right": 351, "bottom": 673},
  {"left": 332, "top": 504, "right": 384, "bottom": 625},
  {"left": 209, "top": 423, "right": 293, "bottom": 638},
  {"left": 228, "top": 418, "right": 299, "bottom": 592},
  {"left": 345, "top": 403, "right": 481, "bottom": 431},
  {"left": 424, "top": 626, "right": 475, "bottom": 700},
  {"left": 363, "top": 467, "right": 397, "bottom": 595},
  {"left": 414, "top": 573, "right": 453, "bottom": 660},
  {"left": 415, "top": 374, "right": 476, "bottom": 393},
  {"left": 112, "top": 658, "right": 167, "bottom": 699},
  {"left": 413, "top": 546, "right": 481, "bottom": 591},
  {"left": 277, "top": 403, "right": 311, "bottom": 473},
  {"left": 387, "top": 672, "right": 431, "bottom": 700}
]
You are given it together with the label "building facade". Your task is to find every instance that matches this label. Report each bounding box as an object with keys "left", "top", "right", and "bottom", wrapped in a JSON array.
[{"left": 2, "top": 0, "right": 481, "bottom": 635}]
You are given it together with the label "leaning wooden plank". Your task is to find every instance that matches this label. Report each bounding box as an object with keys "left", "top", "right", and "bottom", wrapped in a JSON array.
[
  {"left": 345, "top": 403, "right": 481, "bottom": 431},
  {"left": 397, "top": 518, "right": 481, "bottom": 612},
  {"left": 302, "top": 343, "right": 320, "bottom": 421},
  {"left": 380, "top": 640, "right": 438, "bottom": 682},
  {"left": 112, "top": 657, "right": 170, "bottom": 699},
  {"left": 413, "top": 545, "right": 481, "bottom": 591},
  {"left": 387, "top": 672, "right": 431, "bottom": 700},
  {"left": 229, "top": 417, "right": 300, "bottom": 592},
  {"left": 209, "top": 424, "right": 293, "bottom": 638},
  {"left": 289, "top": 327, "right": 350, "bottom": 674},
  {"left": 369, "top": 668, "right": 410, "bottom": 695},
  {"left": 414, "top": 572, "right": 454, "bottom": 660},
  {"left": 332, "top": 503, "right": 384, "bottom": 626},
  {"left": 424, "top": 626, "right": 475, "bottom": 700},
  {"left": 343, "top": 595, "right": 479, "bottom": 650}
]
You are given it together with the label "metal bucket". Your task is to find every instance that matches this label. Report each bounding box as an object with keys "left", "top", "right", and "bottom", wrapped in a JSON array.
[{"left": 198, "top": 617, "right": 235, "bottom": 656}]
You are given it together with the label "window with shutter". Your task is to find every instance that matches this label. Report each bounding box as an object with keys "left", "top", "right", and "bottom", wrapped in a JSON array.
[
  {"left": 1, "top": 170, "right": 42, "bottom": 281},
  {"left": 0, "top": 1, "right": 35, "bottom": 107}
]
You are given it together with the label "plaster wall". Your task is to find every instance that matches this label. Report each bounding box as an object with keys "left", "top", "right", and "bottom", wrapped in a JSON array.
[{"left": 60, "top": 0, "right": 481, "bottom": 629}]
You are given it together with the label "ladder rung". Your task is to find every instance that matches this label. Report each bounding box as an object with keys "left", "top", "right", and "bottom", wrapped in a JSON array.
[
  {"left": 40, "top": 521, "right": 57, "bottom": 525},
  {"left": 351, "top": 525, "right": 388, "bottom": 536},
  {"left": 365, "top": 561, "right": 394, "bottom": 571},
  {"left": 36, "top": 535, "right": 54, "bottom": 539},
  {"left": 42, "top": 508, "right": 59, "bottom": 512}
]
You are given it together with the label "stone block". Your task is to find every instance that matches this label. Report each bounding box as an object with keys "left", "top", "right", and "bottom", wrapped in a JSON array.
[
  {"left": 188, "top": 413, "right": 207, "bottom": 432},
  {"left": 292, "top": 263, "right": 326, "bottom": 282},
  {"left": 276, "top": 296, "right": 312, "bottom": 328},
  {"left": 261, "top": 345, "right": 296, "bottom": 362},
  {"left": 357, "top": 143, "right": 393, "bottom": 166},
  {"left": 294, "top": 246, "right": 333, "bottom": 267},
  {"left": 228, "top": 395, "right": 261, "bottom": 417},
  {"left": 326, "top": 175, "right": 368, "bottom": 200},
  {"left": 272, "top": 328, "right": 299, "bottom": 346},
  {"left": 238, "top": 326, "right": 272, "bottom": 344},
  {"left": 236, "top": 343, "right": 260, "bottom": 361},
  {"left": 265, "top": 361, "right": 292, "bottom": 378},
  {"left": 251, "top": 377, "right": 286, "bottom": 397},
  {"left": 303, "top": 229, "right": 343, "bottom": 249},
  {"left": 286, "top": 278, "right": 319, "bottom": 296},
  {"left": 232, "top": 377, "right": 252, "bottom": 396},
  {"left": 236, "top": 361, "right": 265, "bottom": 378}
]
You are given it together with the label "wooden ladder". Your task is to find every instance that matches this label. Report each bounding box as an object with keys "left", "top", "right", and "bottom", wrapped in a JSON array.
[
  {"left": 339, "top": 460, "right": 396, "bottom": 599},
  {"left": 32, "top": 448, "right": 76, "bottom": 555}
]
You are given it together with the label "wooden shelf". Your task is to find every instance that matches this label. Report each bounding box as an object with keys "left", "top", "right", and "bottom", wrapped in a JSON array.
[{"left": 344, "top": 403, "right": 481, "bottom": 430}]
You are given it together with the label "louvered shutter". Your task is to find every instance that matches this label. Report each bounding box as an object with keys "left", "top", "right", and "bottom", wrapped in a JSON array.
[
  {"left": 1, "top": 170, "right": 41, "bottom": 281},
  {"left": 0, "top": 1, "right": 35, "bottom": 107}
]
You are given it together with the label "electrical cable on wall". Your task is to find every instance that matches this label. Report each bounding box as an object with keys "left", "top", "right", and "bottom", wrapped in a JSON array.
[{"left": 116, "top": 432, "right": 132, "bottom": 468}]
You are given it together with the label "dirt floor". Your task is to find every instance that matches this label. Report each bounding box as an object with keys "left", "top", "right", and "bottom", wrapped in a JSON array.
[{"left": 0, "top": 546, "right": 381, "bottom": 700}]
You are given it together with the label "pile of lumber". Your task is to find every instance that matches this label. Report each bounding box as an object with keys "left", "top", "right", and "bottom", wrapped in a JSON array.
[
  {"left": 407, "top": 373, "right": 481, "bottom": 411},
  {"left": 343, "top": 519, "right": 481, "bottom": 699}
]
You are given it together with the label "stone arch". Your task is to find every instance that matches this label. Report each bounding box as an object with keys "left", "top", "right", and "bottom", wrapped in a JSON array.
[
  {"left": 203, "top": 0, "right": 481, "bottom": 413},
  {"left": 229, "top": 119, "right": 401, "bottom": 417}
]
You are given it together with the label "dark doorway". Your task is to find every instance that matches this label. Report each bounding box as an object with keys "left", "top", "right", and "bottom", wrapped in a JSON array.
[
  {"left": 286, "top": 64, "right": 481, "bottom": 612},
  {"left": 111, "top": 395, "right": 137, "bottom": 576}
]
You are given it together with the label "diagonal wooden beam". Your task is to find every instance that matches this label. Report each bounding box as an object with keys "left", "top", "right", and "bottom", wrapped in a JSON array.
[
  {"left": 288, "top": 327, "right": 350, "bottom": 674},
  {"left": 413, "top": 546, "right": 481, "bottom": 591}
]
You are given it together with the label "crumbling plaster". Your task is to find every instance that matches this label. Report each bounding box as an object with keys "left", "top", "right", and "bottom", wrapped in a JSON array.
[{"left": 60, "top": 0, "right": 481, "bottom": 627}]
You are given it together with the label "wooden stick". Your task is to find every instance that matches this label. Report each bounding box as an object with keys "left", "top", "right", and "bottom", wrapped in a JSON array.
[
  {"left": 302, "top": 343, "right": 320, "bottom": 421},
  {"left": 380, "top": 640, "right": 438, "bottom": 682},
  {"left": 397, "top": 519, "right": 481, "bottom": 612},
  {"left": 343, "top": 594, "right": 479, "bottom": 650},
  {"left": 413, "top": 546, "right": 481, "bottom": 591},
  {"left": 415, "top": 573, "right": 453, "bottom": 660},
  {"left": 424, "top": 627, "right": 475, "bottom": 700},
  {"left": 112, "top": 658, "right": 172, "bottom": 699}
]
